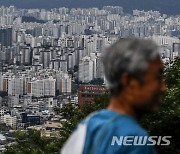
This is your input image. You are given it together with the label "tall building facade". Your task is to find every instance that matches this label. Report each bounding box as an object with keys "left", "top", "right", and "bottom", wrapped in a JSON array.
[
  {"left": 0, "top": 27, "right": 12, "bottom": 47},
  {"left": 78, "top": 56, "right": 94, "bottom": 83}
]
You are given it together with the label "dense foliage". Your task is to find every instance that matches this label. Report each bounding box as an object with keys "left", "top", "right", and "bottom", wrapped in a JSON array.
[
  {"left": 5, "top": 130, "right": 62, "bottom": 154},
  {"left": 141, "top": 59, "right": 180, "bottom": 154}
]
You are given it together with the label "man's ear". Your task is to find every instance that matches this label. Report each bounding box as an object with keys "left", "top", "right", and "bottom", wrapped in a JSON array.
[
  {"left": 121, "top": 73, "right": 139, "bottom": 89},
  {"left": 121, "top": 73, "right": 131, "bottom": 87}
]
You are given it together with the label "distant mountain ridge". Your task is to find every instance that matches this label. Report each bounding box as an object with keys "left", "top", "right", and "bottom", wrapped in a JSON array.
[{"left": 0, "top": 0, "right": 180, "bottom": 15}]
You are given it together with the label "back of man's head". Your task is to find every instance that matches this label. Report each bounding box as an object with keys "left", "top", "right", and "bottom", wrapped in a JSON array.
[{"left": 101, "top": 37, "right": 159, "bottom": 96}]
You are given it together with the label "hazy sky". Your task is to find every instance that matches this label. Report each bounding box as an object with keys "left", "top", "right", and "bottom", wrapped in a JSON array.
[{"left": 0, "top": 0, "right": 179, "bottom": 15}]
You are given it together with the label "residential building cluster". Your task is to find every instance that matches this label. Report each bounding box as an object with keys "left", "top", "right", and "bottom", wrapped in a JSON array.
[{"left": 0, "top": 5, "right": 180, "bottom": 149}]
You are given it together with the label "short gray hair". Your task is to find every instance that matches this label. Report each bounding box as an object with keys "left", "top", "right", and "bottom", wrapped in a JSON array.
[{"left": 101, "top": 37, "right": 159, "bottom": 96}]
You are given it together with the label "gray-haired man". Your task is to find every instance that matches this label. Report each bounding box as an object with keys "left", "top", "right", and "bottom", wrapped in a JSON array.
[{"left": 62, "top": 38, "right": 167, "bottom": 154}]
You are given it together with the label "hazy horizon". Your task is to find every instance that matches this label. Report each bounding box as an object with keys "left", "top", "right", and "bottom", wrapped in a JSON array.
[{"left": 0, "top": 0, "right": 179, "bottom": 15}]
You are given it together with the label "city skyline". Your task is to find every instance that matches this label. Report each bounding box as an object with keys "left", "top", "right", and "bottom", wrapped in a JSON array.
[{"left": 0, "top": 0, "right": 179, "bottom": 15}]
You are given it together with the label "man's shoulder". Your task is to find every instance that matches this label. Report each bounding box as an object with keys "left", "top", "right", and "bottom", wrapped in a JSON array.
[
  {"left": 113, "top": 115, "right": 148, "bottom": 137},
  {"left": 84, "top": 110, "right": 148, "bottom": 137}
]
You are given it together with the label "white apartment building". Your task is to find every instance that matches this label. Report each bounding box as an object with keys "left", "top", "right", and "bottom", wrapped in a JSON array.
[
  {"left": 44, "top": 78, "right": 56, "bottom": 96},
  {"left": 79, "top": 56, "right": 94, "bottom": 83},
  {"left": 8, "top": 77, "right": 24, "bottom": 96},
  {"left": 61, "top": 74, "right": 72, "bottom": 94},
  {"left": 0, "top": 114, "right": 17, "bottom": 128},
  {"left": 56, "top": 72, "right": 72, "bottom": 94},
  {"left": 151, "top": 35, "right": 180, "bottom": 46},
  {"left": 28, "top": 77, "right": 56, "bottom": 97}
]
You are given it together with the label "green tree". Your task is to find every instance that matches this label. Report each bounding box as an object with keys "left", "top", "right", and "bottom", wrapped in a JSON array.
[
  {"left": 5, "top": 130, "right": 61, "bottom": 154},
  {"left": 141, "top": 58, "right": 180, "bottom": 154},
  {"left": 54, "top": 94, "right": 109, "bottom": 149},
  {"left": 57, "top": 59, "right": 180, "bottom": 153}
]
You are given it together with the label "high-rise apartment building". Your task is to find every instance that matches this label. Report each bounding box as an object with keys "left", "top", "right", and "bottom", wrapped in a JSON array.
[{"left": 0, "top": 27, "right": 12, "bottom": 47}]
